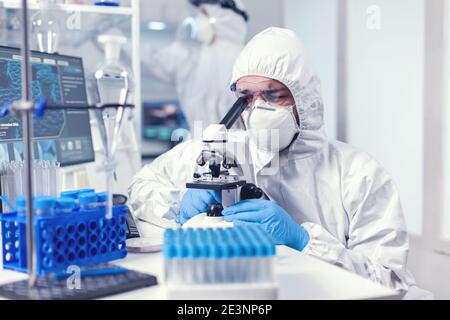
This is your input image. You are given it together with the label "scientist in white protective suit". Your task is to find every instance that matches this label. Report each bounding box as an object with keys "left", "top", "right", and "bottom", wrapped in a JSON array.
[
  {"left": 129, "top": 27, "right": 422, "bottom": 296},
  {"left": 143, "top": 0, "right": 249, "bottom": 130}
]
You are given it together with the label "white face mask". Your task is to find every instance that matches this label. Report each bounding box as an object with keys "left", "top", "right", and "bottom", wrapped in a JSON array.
[
  {"left": 243, "top": 100, "right": 300, "bottom": 153},
  {"left": 194, "top": 14, "right": 215, "bottom": 44}
]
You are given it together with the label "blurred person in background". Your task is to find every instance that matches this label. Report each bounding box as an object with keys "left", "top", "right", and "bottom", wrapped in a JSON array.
[{"left": 143, "top": 0, "right": 249, "bottom": 130}]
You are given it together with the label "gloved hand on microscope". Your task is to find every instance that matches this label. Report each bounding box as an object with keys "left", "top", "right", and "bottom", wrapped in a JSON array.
[{"left": 179, "top": 189, "right": 310, "bottom": 251}]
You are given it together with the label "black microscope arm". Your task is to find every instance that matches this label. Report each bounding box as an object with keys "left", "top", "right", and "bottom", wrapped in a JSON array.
[{"left": 220, "top": 97, "right": 249, "bottom": 130}]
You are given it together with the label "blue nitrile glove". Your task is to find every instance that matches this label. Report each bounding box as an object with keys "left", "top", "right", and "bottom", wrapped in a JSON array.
[
  {"left": 223, "top": 199, "right": 310, "bottom": 251},
  {"left": 179, "top": 189, "right": 222, "bottom": 225}
]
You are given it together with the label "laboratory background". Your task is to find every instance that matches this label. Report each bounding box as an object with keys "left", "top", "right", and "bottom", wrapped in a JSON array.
[{"left": 0, "top": 0, "right": 449, "bottom": 300}]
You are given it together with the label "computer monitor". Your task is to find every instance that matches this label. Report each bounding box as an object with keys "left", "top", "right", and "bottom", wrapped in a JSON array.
[
  {"left": 142, "top": 100, "right": 189, "bottom": 159},
  {"left": 143, "top": 100, "right": 189, "bottom": 140},
  {"left": 0, "top": 46, "right": 95, "bottom": 166}
]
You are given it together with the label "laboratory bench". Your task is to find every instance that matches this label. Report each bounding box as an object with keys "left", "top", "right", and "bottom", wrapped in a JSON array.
[{"left": 0, "top": 245, "right": 400, "bottom": 300}]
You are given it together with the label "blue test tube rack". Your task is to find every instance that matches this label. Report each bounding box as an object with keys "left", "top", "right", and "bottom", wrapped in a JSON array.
[{"left": 1, "top": 205, "right": 128, "bottom": 276}]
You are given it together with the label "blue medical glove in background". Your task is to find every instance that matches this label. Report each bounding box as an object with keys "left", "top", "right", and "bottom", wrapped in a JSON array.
[
  {"left": 223, "top": 199, "right": 310, "bottom": 251},
  {"left": 179, "top": 189, "right": 222, "bottom": 225}
]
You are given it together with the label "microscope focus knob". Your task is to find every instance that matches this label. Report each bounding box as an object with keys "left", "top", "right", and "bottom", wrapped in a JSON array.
[
  {"left": 207, "top": 204, "right": 224, "bottom": 217},
  {"left": 240, "top": 183, "right": 264, "bottom": 201}
]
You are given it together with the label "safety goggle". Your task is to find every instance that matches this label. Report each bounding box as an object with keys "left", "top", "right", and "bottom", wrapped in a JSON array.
[{"left": 232, "top": 83, "right": 294, "bottom": 106}]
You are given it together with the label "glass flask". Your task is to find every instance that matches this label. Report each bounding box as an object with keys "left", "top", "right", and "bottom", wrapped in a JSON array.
[
  {"left": 31, "top": 0, "right": 61, "bottom": 54},
  {"left": 92, "top": 35, "right": 134, "bottom": 219}
]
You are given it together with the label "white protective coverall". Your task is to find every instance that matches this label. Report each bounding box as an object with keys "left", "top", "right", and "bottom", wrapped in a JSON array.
[
  {"left": 129, "top": 27, "right": 416, "bottom": 293},
  {"left": 143, "top": 2, "right": 247, "bottom": 129}
]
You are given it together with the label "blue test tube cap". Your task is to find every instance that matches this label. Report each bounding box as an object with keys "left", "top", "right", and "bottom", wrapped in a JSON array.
[
  {"left": 243, "top": 227, "right": 263, "bottom": 257},
  {"left": 253, "top": 240, "right": 264, "bottom": 257},
  {"left": 195, "top": 228, "right": 206, "bottom": 244},
  {"left": 237, "top": 233, "right": 252, "bottom": 257},
  {"left": 185, "top": 228, "right": 195, "bottom": 239},
  {"left": 197, "top": 241, "right": 208, "bottom": 258},
  {"left": 164, "top": 229, "right": 176, "bottom": 243},
  {"left": 205, "top": 228, "right": 215, "bottom": 242},
  {"left": 231, "top": 241, "right": 242, "bottom": 258},
  {"left": 96, "top": 192, "right": 108, "bottom": 202},
  {"left": 208, "top": 243, "right": 221, "bottom": 259},
  {"left": 15, "top": 196, "right": 26, "bottom": 208},
  {"left": 219, "top": 242, "right": 231, "bottom": 259},
  {"left": 163, "top": 244, "right": 176, "bottom": 259},
  {"left": 267, "top": 241, "right": 276, "bottom": 256},
  {"left": 254, "top": 235, "right": 268, "bottom": 257},
  {"left": 78, "top": 192, "right": 98, "bottom": 205},
  {"left": 175, "top": 228, "right": 183, "bottom": 237},
  {"left": 251, "top": 227, "right": 272, "bottom": 257},
  {"left": 34, "top": 196, "right": 57, "bottom": 209},
  {"left": 60, "top": 190, "right": 79, "bottom": 200},
  {"left": 252, "top": 226, "right": 276, "bottom": 256},
  {"left": 175, "top": 243, "right": 188, "bottom": 259},
  {"left": 187, "top": 242, "right": 200, "bottom": 258},
  {"left": 223, "top": 229, "right": 238, "bottom": 257},
  {"left": 56, "top": 197, "right": 75, "bottom": 210},
  {"left": 225, "top": 227, "right": 237, "bottom": 240},
  {"left": 174, "top": 228, "right": 184, "bottom": 244},
  {"left": 228, "top": 229, "right": 244, "bottom": 258},
  {"left": 78, "top": 189, "right": 96, "bottom": 195}
]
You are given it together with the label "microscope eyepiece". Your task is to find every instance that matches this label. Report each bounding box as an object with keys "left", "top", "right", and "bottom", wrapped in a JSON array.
[{"left": 220, "top": 97, "right": 249, "bottom": 130}]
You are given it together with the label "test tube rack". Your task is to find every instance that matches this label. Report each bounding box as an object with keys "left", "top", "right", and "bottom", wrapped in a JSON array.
[{"left": 1, "top": 205, "right": 128, "bottom": 276}]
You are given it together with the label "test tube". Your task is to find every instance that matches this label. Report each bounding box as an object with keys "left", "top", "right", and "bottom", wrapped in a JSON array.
[
  {"left": 53, "top": 161, "right": 61, "bottom": 197},
  {"left": 0, "top": 162, "right": 7, "bottom": 212},
  {"left": 173, "top": 243, "right": 184, "bottom": 285},
  {"left": 253, "top": 226, "right": 274, "bottom": 283},
  {"left": 60, "top": 189, "right": 95, "bottom": 211},
  {"left": 33, "top": 160, "right": 43, "bottom": 196},
  {"left": 225, "top": 229, "right": 239, "bottom": 283},
  {"left": 9, "top": 162, "right": 17, "bottom": 203},
  {"left": 6, "top": 163, "right": 15, "bottom": 208},
  {"left": 242, "top": 227, "right": 259, "bottom": 283},
  {"left": 31, "top": 160, "right": 36, "bottom": 196},
  {"left": 15, "top": 161, "right": 24, "bottom": 200},
  {"left": 96, "top": 192, "right": 108, "bottom": 208},
  {"left": 78, "top": 192, "right": 98, "bottom": 211},
  {"left": 163, "top": 243, "right": 176, "bottom": 284},
  {"left": 42, "top": 160, "right": 50, "bottom": 195},
  {"left": 163, "top": 229, "right": 176, "bottom": 284},
  {"left": 77, "top": 189, "right": 95, "bottom": 195},
  {"left": 15, "top": 196, "right": 26, "bottom": 216},
  {"left": 60, "top": 190, "right": 81, "bottom": 210},
  {"left": 34, "top": 196, "right": 57, "bottom": 216},
  {"left": 56, "top": 197, "right": 75, "bottom": 214}
]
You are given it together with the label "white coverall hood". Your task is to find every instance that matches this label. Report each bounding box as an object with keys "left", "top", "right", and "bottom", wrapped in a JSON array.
[{"left": 230, "top": 27, "right": 326, "bottom": 159}]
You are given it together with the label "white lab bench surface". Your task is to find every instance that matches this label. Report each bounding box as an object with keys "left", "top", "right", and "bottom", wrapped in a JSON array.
[{"left": 0, "top": 245, "right": 400, "bottom": 300}]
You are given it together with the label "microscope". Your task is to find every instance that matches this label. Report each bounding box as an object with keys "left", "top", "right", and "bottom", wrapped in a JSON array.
[{"left": 183, "top": 98, "right": 264, "bottom": 228}]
